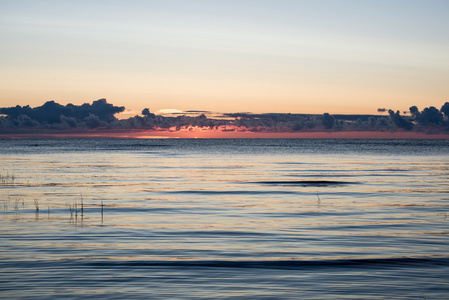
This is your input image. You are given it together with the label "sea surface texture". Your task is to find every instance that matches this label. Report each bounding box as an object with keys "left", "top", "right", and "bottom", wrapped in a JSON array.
[{"left": 1, "top": 138, "right": 449, "bottom": 299}]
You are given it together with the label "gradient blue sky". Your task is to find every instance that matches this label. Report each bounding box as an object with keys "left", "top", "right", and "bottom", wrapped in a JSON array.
[{"left": 1, "top": 0, "right": 448, "bottom": 116}]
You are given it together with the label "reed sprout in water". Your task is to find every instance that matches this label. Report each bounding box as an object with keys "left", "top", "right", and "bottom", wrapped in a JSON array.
[
  {"left": 12, "top": 195, "right": 23, "bottom": 213},
  {"left": 3, "top": 198, "right": 8, "bottom": 211},
  {"left": 0, "top": 172, "right": 15, "bottom": 186},
  {"left": 80, "top": 194, "right": 84, "bottom": 217},
  {"left": 101, "top": 200, "right": 104, "bottom": 222},
  {"left": 34, "top": 198, "right": 39, "bottom": 213},
  {"left": 67, "top": 202, "right": 74, "bottom": 218},
  {"left": 3, "top": 195, "right": 25, "bottom": 212},
  {"left": 2, "top": 193, "right": 107, "bottom": 223}
]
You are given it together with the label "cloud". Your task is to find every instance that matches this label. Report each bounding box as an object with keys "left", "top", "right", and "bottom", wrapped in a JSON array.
[
  {"left": 388, "top": 110, "right": 414, "bottom": 130},
  {"left": 421, "top": 106, "right": 444, "bottom": 125},
  {"left": 322, "top": 113, "right": 335, "bottom": 129},
  {"left": 441, "top": 102, "right": 449, "bottom": 118},
  {"left": 407, "top": 103, "right": 449, "bottom": 133},
  {"left": 0, "top": 99, "right": 124, "bottom": 130},
  {"left": 155, "top": 109, "right": 184, "bottom": 115},
  {"left": 1, "top": 99, "right": 448, "bottom": 135}
]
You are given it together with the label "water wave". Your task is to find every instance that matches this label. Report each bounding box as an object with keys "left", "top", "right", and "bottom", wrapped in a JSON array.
[
  {"left": 167, "top": 190, "right": 301, "bottom": 195},
  {"left": 3, "top": 256, "right": 448, "bottom": 271},
  {"left": 252, "top": 180, "right": 357, "bottom": 186}
]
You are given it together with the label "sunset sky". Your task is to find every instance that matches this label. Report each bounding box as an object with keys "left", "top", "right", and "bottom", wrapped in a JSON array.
[{"left": 1, "top": 0, "right": 448, "bottom": 117}]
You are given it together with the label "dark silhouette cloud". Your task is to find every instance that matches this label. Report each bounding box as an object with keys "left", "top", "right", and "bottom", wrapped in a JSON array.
[
  {"left": 421, "top": 106, "right": 443, "bottom": 125},
  {"left": 1, "top": 99, "right": 448, "bottom": 135},
  {"left": 16, "top": 114, "right": 40, "bottom": 127},
  {"left": 89, "top": 99, "right": 125, "bottom": 122},
  {"left": 441, "top": 102, "right": 449, "bottom": 118},
  {"left": 322, "top": 113, "right": 335, "bottom": 129},
  {"left": 388, "top": 110, "right": 414, "bottom": 130},
  {"left": 0, "top": 99, "right": 124, "bottom": 129},
  {"left": 141, "top": 108, "right": 155, "bottom": 117},
  {"left": 85, "top": 114, "right": 104, "bottom": 129},
  {"left": 59, "top": 115, "right": 78, "bottom": 128},
  {"left": 409, "top": 105, "right": 421, "bottom": 121},
  {"left": 409, "top": 104, "right": 449, "bottom": 130}
]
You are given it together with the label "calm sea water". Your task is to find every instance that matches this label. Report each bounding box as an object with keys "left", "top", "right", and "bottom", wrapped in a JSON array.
[{"left": 1, "top": 138, "right": 449, "bottom": 299}]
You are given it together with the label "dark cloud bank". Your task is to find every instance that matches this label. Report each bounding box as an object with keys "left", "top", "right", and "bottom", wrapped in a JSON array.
[{"left": 1, "top": 99, "right": 449, "bottom": 136}]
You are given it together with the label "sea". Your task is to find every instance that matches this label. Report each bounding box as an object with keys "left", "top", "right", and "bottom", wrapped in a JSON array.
[{"left": 1, "top": 138, "right": 448, "bottom": 299}]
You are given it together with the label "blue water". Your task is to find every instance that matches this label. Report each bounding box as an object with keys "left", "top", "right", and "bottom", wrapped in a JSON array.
[{"left": 1, "top": 139, "right": 449, "bottom": 299}]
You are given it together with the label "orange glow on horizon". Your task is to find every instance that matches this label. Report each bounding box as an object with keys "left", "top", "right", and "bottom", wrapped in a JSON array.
[{"left": 1, "top": 126, "right": 449, "bottom": 139}]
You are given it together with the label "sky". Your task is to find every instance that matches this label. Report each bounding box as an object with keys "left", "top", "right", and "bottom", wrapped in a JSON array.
[{"left": 1, "top": 0, "right": 448, "bottom": 117}]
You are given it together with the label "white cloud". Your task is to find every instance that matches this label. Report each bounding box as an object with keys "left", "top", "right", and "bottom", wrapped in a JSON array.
[{"left": 155, "top": 109, "right": 184, "bottom": 115}]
